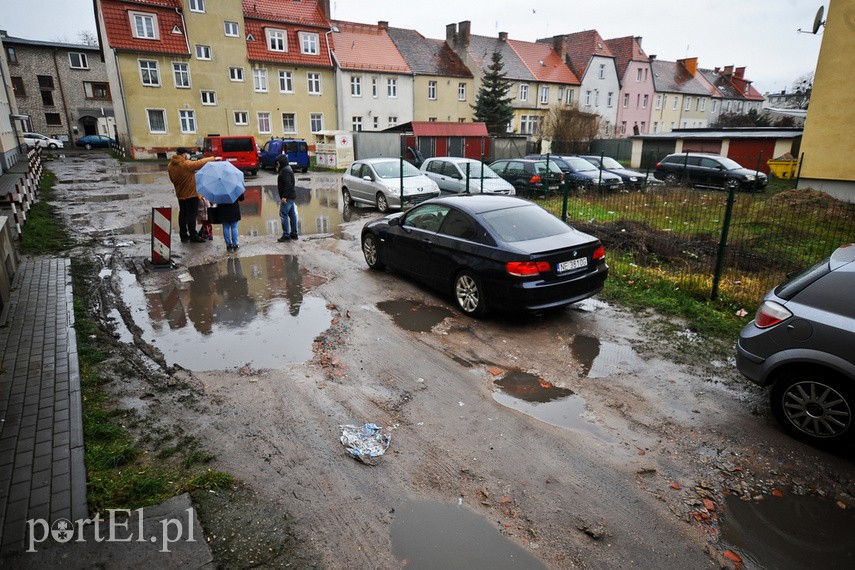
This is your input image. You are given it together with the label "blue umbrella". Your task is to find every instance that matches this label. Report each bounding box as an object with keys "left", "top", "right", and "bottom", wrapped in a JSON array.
[{"left": 195, "top": 161, "right": 245, "bottom": 204}]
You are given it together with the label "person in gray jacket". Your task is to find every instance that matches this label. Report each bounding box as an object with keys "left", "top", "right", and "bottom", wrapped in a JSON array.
[{"left": 277, "top": 160, "right": 298, "bottom": 242}]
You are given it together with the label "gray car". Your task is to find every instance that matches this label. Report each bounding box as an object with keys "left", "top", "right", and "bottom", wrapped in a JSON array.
[
  {"left": 341, "top": 158, "right": 441, "bottom": 213},
  {"left": 420, "top": 157, "right": 515, "bottom": 195},
  {"left": 736, "top": 243, "right": 855, "bottom": 448}
]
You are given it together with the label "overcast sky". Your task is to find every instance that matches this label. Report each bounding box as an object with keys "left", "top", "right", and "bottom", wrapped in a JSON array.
[{"left": 0, "top": 0, "right": 824, "bottom": 94}]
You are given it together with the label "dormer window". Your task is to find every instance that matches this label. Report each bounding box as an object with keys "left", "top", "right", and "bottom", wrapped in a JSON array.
[
  {"left": 130, "top": 12, "right": 158, "bottom": 40},
  {"left": 299, "top": 32, "right": 319, "bottom": 55},
  {"left": 267, "top": 29, "right": 287, "bottom": 52}
]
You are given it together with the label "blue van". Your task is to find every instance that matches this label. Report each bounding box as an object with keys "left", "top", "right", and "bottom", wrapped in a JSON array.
[{"left": 258, "top": 138, "right": 310, "bottom": 173}]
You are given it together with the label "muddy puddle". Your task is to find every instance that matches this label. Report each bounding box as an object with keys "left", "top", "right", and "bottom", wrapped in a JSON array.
[
  {"left": 377, "top": 299, "right": 454, "bottom": 332},
  {"left": 492, "top": 370, "right": 611, "bottom": 440},
  {"left": 391, "top": 498, "right": 544, "bottom": 569},
  {"left": 721, "top": 493, "right": 855, "bottom": 569},
  {"left": 116, "top": 254, "right": 332, "bottom": 370},
  {"left": 570, "top": 334, "right": 645, "bottom": 378}
]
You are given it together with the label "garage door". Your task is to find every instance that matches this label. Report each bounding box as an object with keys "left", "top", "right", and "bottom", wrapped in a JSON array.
[{"left": 728, "top": 139, "right": 775, "bottom": 173}]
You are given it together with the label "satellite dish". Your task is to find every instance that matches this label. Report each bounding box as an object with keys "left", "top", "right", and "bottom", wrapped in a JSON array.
[{"left": 812, "top": 5, "right": 825, "bottom": 34}]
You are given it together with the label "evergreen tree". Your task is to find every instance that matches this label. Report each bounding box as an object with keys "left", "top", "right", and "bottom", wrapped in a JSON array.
[{"left": 472, "top": 51, "right": 515, "bottom": 136}]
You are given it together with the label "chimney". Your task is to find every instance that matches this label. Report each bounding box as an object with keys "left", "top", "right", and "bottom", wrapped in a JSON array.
[
  {"left": 446, "top": 23, "right": 457, "bottom": 46},
  {"left": 318, "top": 0, "right": 330, "bottom": 21},
  {"left": 714, "top": 66, "right": 720, "bottom": 74},
  {"left": 378, "top": 21, "right": 388, "bottom": 30},
  {"left": 648, "top": 54, "right": 656, "bottom": 61},
  {"left": 498, "top": 31, "right": 508, "bottom": 41},
  {"left": 735, "top": 66, "right": 746, "bottom": 78},
  {"left": 723, "top": 65, "right": 734, "bottom": 77},
  {"left": 459, "top": 20, "right": 471, "bottom": 47},
  {"left": 551, "top": 35, "right": 567, "bottom": 58},
  {"left": 679, "top": 57, "right": 698, "bottom": 77},
  {"left": 634, "top": 36, "right": 642, "bottom": 48}
]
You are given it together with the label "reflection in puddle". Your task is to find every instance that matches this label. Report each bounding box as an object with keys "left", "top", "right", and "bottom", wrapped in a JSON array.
[
  {"left": 118, "top": 254, "right": 331, "bottom": 370},
  {"left": 492, "top": 371, "right": 609, "bottom": 439},
  {"left": 391, "top": 498, "right": 544, "bottom": 569},
  {"left": 721, "top": 494, "right": 855, "bottom": 569},
  {"left": 570, "top": 335, "right": 645, "bottom": 378},
  {"left": 377, "top": 299, "right": 453, "bottom": 332}
]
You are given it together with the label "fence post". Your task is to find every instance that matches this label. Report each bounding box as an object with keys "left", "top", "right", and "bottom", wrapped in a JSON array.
[
  {"left": 795, "top": 152, "right": 805, "bottom": 188},
  {"left": 754, "top": 150, "right": 763, "bottom": 192},
  {"left": 465, "top": 161, "right": 471, "bottom": 194},
  {"left": 711, "top": 184, "right": 737, "bottom": 300},
  {"left": 399, "top": 155, "right": 404, "bottom": 208},
  {"left": 561, "top": 177, "right": 570, "bottom": 222}
]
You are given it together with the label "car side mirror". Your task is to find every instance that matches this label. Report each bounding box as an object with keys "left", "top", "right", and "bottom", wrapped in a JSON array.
[
  {"left": 363, "top": 175, "right": 372, "bottom": 181},
  {"left": 389, "top": 217, "right": 400, "bottom": 227}
]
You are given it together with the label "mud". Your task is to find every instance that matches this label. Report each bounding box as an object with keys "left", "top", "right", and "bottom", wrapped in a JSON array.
[{"left": 43, "top": 153, "right": 855, "bottom": 568}]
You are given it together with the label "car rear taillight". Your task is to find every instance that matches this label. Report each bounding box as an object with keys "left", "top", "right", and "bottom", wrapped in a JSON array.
[
  {"left": 592, "top": 245, "right": 605, "bottom": 261},
  {"left": 529, "top": 175, "right": 542, "bottom": 184},
  {"left": 754, "top": 301, "right": 792, "bottom": 329},
  {"left": 506, "top": 261, "right": 551, "bottom": 276},
  {"left": 655, "top": 162, "right": 662, "bottom": 168}
]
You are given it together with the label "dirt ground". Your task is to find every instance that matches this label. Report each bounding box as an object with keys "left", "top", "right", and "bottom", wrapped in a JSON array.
[{"left": 46, "top": 152, "right": 854, "bottom": 568}]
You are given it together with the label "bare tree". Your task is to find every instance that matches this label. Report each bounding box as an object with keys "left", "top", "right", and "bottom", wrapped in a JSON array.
[
  {"left": 78, "top": 30, "right": 99, "bottom": 46},
  {"left": 543, "top": 106, "right": 601, "bottom": 154}
]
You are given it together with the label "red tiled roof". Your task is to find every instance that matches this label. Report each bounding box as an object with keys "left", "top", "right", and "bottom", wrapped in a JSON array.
[
  {"left": 507, "top": 39, "right": 579, "bottom": 85},
  {"left": 241, "top": 0, "right": 328, "bottom": 27},
  {"left": 550, "top": 29, "right": 613, "bottom": 80},
  {"left": 411, "top": 122, "right": 488, "bottom": 137},
  {"left": 331, "top": 21, "right": 410, "bottom": 73},
  {"left": 100, "top": 0, "right": 189, "bottom": 55},
  {"left": 604, "top": 36, "right": 647, "bottom": 81},
  {"left": 244, "top": 20, "right": 333, "bottom": 67}
]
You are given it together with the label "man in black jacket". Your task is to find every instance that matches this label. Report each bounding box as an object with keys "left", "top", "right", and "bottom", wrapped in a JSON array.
[{"left": 277, "top": 160, "right": 298, "bottom": 241}]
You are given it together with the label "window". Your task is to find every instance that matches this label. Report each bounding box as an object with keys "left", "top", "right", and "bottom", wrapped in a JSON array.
[
  {"left": 351, "top": 76, "right": 362, "bottom": 96},
  {"left": 684, "top": 96, "right": 691, "bottom": 111},
  {"left": 388, "top": 116, "right": 398, "bottom": 127},
  {"left": 373, "top": 117, "right": 379, "bottom": 129},
  {"left": 640, "top": 121, "right": 646, "bottom": 133},
  {"left": 623, "top": 93, "right": 629, "bottom": 108},
  {"left": 599, "top": 63, "right": 606, "bottom": 79},
  {"left": 179, "top": 110, "right": 196, "bottom": 133},
  {"left": 253, "top": 68, "right": 268, "bottom": 92},
  {"left": 310, "top": 113, "right": 323, "bottom": 132},
  {"left": 457, "top": 82, "right": 466, "bottom": 101},
  {"left": 387, "top": 78, "right": 397, "bottom": 98},
  {"left": 428, "top": 81, "right": 437, "bottom": 100},
  {"left": 189, "top": 0, "right": 205, "bottom": 12},
  {"left": 234, "top": 111, "right": 248, "bottom": 125},
  {"left": 655, "top": 94, "right": 662, "bottom": 109},
  {"left": 41, "top": 91, "right": 54, "bottom": 106},
  {"left": 282, "top": 113, "right": 296, "bottom": 133},
  {"left": 83, "top": 82, "right": 110, "bottom": 99},
  {"left": 68, "top": 52, "right": 88, "bottom": 69},
  {"left": 224, "top": 21, "right": 239, "bottom": 37},
  {"left": 585, "top": 90, "right": 592, "bottom": 106},
  {"left": 267, "top": 29, "right": 287, "bottom": 52},
  {"left": 299, "top": 32, "right": 319, "bottom": 55},
  {"left": 10, "top": 76, "right": 25, "bottom": 97},
  {"left": 372, "top": 78, "right": 378, "bottom": 97},
  {"left": 558, "top": 86, "right": 564, "bottom": 101},
  {"left": 566, "top": 89, "right": 574, "bottom": 105},
  {"left": 173, "top": 62, "right": 190, "bottom": 88},
  {"left": 672, "top": 96, "right": 679, "bottom": 110},
  {"left": 139, "top": 60, "right": 160, "bottom": 86},
  {"left": 200, "top": 90, "right": 216, "bottom": 105},
  {"left": 642, "top": 94, "right": 648, "bottom": 109},
  {"left": 712, "top": 100, "right": 718, "bottom": 113},
  {"left": 519, "top": 84, "right": 528, "bottom": 102},
  {"left": 539, "top": 86, "right": 549, "bottom": 104},
  {"left": 147, "top": 109, "right": 166, "bottom": 133},
  {"left": 307, "top": 73, "right": 321, "bottom": 94},
  {"left": 5, "top": 46, "right": 17, "bottom": 64},
  {"left": 258, "top": 112, "right": 271, "bottom": 134},
  {"left": 45, "top": 113, "right": 62, "bottom": 126},
  {"left": 607, "top": 92, "right": 613, "bottom": 107},
  {"left": 620, "top": 121, "right": 626, "bottom": 135},
  {"left": 279, "top": 71, "right": 293, "bottom": 93},
  {"left": 229, "top": 67, "right": 244, "bottom": 82},
  {"left": 38, "top": 75, "right": 54, "bottom": 89},
  {"left": 352, "top": 116, "right": 362, "bottom": 131},
  {"left": 195, "top": 45, "right": 211, "bottom": 60},
  {"left": 699, "top": 98, "right": 706, "bottom": 111},
  {"left": 653, "top": 121, "right": 658, "bottom": 133},
  {"left": 636, "top": 68, "right": 642, "bottom": 82},
  {"left": 130, "top": 12, "right": 158, "bottom": 39},
  {"left": 519, "top": 115, "right": 541, "bottom": 135}
]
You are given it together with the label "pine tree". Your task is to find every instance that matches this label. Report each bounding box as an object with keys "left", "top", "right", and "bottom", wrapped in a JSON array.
[{"left": 472, "top": 51, "right": 515, "bottom": 136}]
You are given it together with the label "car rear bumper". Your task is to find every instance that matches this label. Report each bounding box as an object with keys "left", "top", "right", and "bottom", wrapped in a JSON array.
[
  {"left": 489, "top": 264, "right": 608, "bottom": 311},
  {"left": 735, "top": 338, "right": 766, "bottom": 385}
]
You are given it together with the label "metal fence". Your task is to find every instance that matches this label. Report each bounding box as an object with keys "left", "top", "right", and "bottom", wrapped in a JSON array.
[{"left": 521, "top": 183, "right": 855, "bottom": 309}]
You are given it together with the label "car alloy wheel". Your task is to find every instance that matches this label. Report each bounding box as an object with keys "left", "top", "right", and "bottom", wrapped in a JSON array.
[
  {"left": 376, "top": 193, "right": 389, "bottom": 213},
  {"left": 362, "top": 234, "right": 384, "bottom": 270},
  {"left": 771, "top": 373, "right": 853, "bottom": 447},
  {"left": 725, "top": 178, "right": 740, "bottom": 192},
  {"left": 664, "top": 173, "right": 679, "bottom": 186},
  {"left": 85, "top": 143, "right": 93, "bottom": 150},
  {"left": 454, "top": 270, "right": 487, "bottom": 316}
]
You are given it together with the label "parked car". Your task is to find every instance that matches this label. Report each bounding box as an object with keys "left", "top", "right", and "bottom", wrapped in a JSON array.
[
  {"left": 421, "top": 157, "right": 515, "bottom": 195},
  {"left": 526, "top": 154, "right": 623, "bottom": 191},
  {"left": 488, "top": 159, "right": 564, "bottom": 196},
  {"left": 361, "top": 195, "right": 608, "bottom": 316},
  {"left": 202, "top": 134, "right": 259, "bottom": 175},
  {"left": 736, "top": 243, "right": 855, "bottom": 449},
  {"left": 654, "top": 152, "right": 768, "bottom": 191},
  {"left": 580, "top": 155, "right": 646, "bottom": 190},
  {"left": 74, "top": 134, "right": 116, "bottom": 149},
  {"left": 258, "top": 138, "right": 310, "bottom": 173},
  {"left": 23, "top": 132, "right": 63, "bottom": 149},
  {"left": 341, "top": 158, "right": 441, "bottom": 212}
]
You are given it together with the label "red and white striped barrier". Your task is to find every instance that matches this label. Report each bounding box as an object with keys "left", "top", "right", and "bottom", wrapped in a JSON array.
[{"left": 151, "top": 207, "right": 172, "bottom": 266}]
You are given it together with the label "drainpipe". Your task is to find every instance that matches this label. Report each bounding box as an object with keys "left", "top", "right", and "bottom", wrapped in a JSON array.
[
  {"left": 52, "top": 50, "right": 73, "bottom": 141},
  {"left": 176, "top": 7, "right": 191, "bottom": 53},
  {"left": 113, "top": 48, "right": 133, "bottom": 155}
]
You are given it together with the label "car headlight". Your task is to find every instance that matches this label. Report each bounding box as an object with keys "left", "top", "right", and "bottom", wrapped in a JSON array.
[
  {"left": 629, "top": 177, "right": 638, "bottom": 182},
  {"left": 745, "top": 175, "right": 756, "bottom": 181}
]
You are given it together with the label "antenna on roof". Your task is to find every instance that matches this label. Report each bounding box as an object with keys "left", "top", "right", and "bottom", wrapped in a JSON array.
[{"left": 798, "top": 5, "right": 825, "bottom": 34}]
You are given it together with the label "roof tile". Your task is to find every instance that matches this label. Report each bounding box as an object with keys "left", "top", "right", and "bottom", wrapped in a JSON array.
[
  {"left": 507, "top": 39, "right": 579, "bottom": 85},
  {"left": 100, "top": 0, "right": 189, "bottom": 55},
  {"left": 330, "top": 21, "right": 410, "bottom": 73}
]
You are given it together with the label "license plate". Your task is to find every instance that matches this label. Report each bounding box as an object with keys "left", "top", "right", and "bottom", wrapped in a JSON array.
[
  {"left": 557, "top": 257, "right": 588, "bottom": 272},
  {"left": 227, "top": 157, "right": 237, "bottom": 162}
]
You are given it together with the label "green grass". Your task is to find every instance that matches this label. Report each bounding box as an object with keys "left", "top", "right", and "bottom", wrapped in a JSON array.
[{"left": 19, "top": 172, "right": 74, "bottom": 255}]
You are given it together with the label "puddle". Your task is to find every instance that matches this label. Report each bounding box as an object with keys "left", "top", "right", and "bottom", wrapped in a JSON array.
[
  {"left": 377, "top": 299, "right": 454, "bottom": 332},
  {"left": 721, "top": 494, "right": 855, "bottom": 569},
  {"left": 118, "top": 254, "right": 332, "bottom": 370},
  {"left": 570, "top": 335, "right": 645, "bottom": 378},
  {"left": 391, "top": 498, "right": 544, "bottom": 569},
  {"left": 79, "top": 194, "right": 134, "bottom": 202},
  {"left": 107, "top": 308, "right": 135, "bottom": 344},
  {"left": 492, "top": 371, "right": 610, "bottom": 439}
]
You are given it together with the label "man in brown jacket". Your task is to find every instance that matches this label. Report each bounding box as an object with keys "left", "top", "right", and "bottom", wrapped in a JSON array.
[{"left": 168, "top": 147, "right": 218, "bottom": 243}]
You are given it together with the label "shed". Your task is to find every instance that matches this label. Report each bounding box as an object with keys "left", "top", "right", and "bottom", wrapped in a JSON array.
[{"left": 383, "top": 122, "right": 491, "bottom": 162}]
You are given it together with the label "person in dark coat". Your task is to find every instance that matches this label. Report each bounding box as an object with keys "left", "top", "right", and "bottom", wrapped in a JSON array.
[
  {"left": 218, "top": 192, "right": 245, "bottom": 253},
  {"left": 277, "top": 158, "right": 298, "bottom": 242}
]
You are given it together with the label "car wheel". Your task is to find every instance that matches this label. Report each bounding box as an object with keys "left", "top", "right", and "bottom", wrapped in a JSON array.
[
  {"left": 361, "top": 233, "right": 385, "bottom": 270},
  {"left": 302, "top": 167, "right": 308, "bottom": 173},
  {"left": 664, "top": 173, "right": 679, "bottom": 186},
  {"left": 725, "top": 178, "right": 740, "bottom": 192},
  {"left": 85, "top": 143, "right": 93, "bottom": 150},
  {"left": 770, "top": 370, "right": 854, "bottom": 448},
  {"left": 48, "top": 143, "right": 58, "bottom": 149},
  {"left": 342, "top": 188, "right": 354, "bottom": 206},
  {"left": 454, "top": 270, "right": 488, "bottom": 317},
  {"left": 376, "top": 193, "right": 389, "bottom": 213}
]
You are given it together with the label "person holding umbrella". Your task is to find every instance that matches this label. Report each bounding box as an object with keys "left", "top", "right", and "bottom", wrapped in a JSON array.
[
  {"left": 168, "top": 147, "right": 219, "bottom": 243},
  {"left": 194, "top": 160, "right": 247, "bottom": 253}
]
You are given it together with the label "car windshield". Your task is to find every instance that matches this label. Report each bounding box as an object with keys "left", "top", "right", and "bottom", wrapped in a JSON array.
[
  {"left": 372, "top": 161, "right": 422, "bottom": 178},
  {"left": 480, "top": 204, "right": 571, "bottom": 242},
  {"left": 564, "top": 157, "right": 598, "bottom": 171},
  {"left": 600, "top": 157, "right": 624, "bottom": 169},
  {"left": 459, "top": 161, "right": 501, "bottom": 179},
  {"left": 718, "top": 157, "right": 747, "bottom": 170},
  {"left": 534, "top": 161, "right": 564, "bottom": 174}
]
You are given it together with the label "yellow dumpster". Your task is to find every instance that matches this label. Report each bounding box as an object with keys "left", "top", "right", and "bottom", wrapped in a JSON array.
[{"left": 767, "top": 159, "right": 798, "bottom": 179}]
